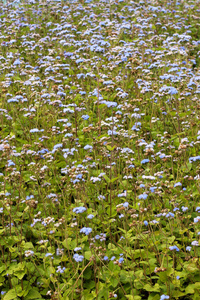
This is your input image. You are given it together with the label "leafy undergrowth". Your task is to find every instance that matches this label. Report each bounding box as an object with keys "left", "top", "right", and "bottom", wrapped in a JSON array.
[{"left": 0, "top": 0, "right": 200, "bottom": 299}]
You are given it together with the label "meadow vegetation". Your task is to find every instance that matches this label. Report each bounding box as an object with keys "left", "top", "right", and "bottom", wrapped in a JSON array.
[{"left": 0, "top": 0, "right": 200, "bottom": 299}]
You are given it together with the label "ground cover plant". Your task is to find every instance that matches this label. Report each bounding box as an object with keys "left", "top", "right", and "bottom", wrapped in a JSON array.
[{"left": 0, "top": 0, "right": 200, "bottom": 299}]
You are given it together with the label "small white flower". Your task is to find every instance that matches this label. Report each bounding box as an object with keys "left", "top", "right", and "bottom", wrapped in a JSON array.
[{"left": 25, "top": 250, "right": 34, "bottom": 257}]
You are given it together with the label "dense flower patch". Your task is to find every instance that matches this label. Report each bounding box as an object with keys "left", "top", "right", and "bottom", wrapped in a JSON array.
[{"left": 0, "top": 0, "right": 200, "bottom": 299}]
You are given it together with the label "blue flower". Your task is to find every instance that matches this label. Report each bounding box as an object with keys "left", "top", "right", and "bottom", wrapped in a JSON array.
[
  {"left": 73, "top": 254, "right": 84, "bottom": 262},
  {"left": 189, "top": 156, "right": 200, "bottom": 163},
  {"left": 186, "top": 246, "right": 191, "bottom": 251},
  {"left": 7, "top": 160, "right": 15, "bottom": 167},
  {"left": 194, "top": 216, "right": 200, "bottom": 223},
  {"left": 150, "top": 186, "right": 157, "bottom": 193},
  {"left": 191, "top": 241, "right": 199, "bottom": 246},
  {"left": 138, "top": 193, "right": 148, "bottom": 200},
  {"left": 80, "top": 227, "right": 92, "bottom": 235},
  {"left": 82, "top": 114, "right": 89, "bottom": 120},
  {"left": 160, "top": 295, "right": 169, "bottom": 300},
  {"left": 45, "top": 253, "right": 53, "bottom": 258},
  {"left": 118, "top": 257, "right": 124, "bottom": 263},
  {"left": 74, "top": 247, "right": 82, "bottom": 252},
  {"left": 103, "top": 256, "right": 109, "bottom": 261},
  {"left": 181, "top": 206, "right": 188, "bottom": 212},
  {"left": 73, "top": 207, "right": 87, "bottom": 214},
  {"left": 144, "top": 221, "right": 148, "bottom": 226},
  {"left": 169, "top": 245, "right": 179, "bottom": 252},
  {"left": 166, "top": 212, "right": 174, "bottom": 218},
  {"left": 84, "top": 145, "right": 93, "bottom": 150},
  {"left": 13, "top": 58, "right": 21, "bottom": 66},
  {"left": 141, "top": 159, "right": 150, "bottom": 164},
  {"left": 56, "top": 266, "right": 66, "bottom": 273},
  {"left": 87, "top": 214, "right": 94, "bottom": 219},
  {"left": 174, "top": 182, "right": 182, "bottom": 187},
  {"left": 139, "top": 184, "right": 145, "bottom": 188}
]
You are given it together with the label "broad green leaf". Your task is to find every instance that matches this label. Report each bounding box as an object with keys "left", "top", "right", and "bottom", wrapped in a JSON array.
[
  {"left": 3, "top": 289, "right": 17, "bottom": 300},
  {"left": 24, "top": 288, "right": 41, "bottom": 300},
  {"left": 143, "top": 283, "right": 160, "bottom": 292}
]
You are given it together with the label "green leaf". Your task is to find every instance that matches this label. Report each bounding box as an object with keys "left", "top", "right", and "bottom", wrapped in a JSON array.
[
  {"left": 0, "top": 265, "right": 6, "bottom": 274},
  {"left": 110, "top": 177, "right": 119, "bottom": 183},
  {"left": 85, "top": 251, "right": 92, "bottom": 260},
  {"left": 24, "top": 288, "right": 41, "bottom": 300},
  {"left": 185, "top": 285, "right": 195, "bottom": 294},
  {"left": 15, "top": 270, "right": 26, "bottom": 280},
  {"left": 83, "top": 268, "right": 92, "bottom": 279},
  {"left": 143, "top": 283, "right": 160, "bottom": 292},
  {"left": 126, "top": 296, "right": 141, "bottom": 300},
  {"left": 62, "top": 238, "right": 76, "bottom": 250},
  {"left": 148, "top": 294, "right": 160, "bottom": 300},
  {"left": 3, "top": 289, "right": 17, "bottom": 300},
  {"left": 106, "top": 145, "right": 116, "bottom": 151},
  {"left": 22, "top": 242, "right": 34, "bottom": 250},
  {"left": 103, "top": 174, "right": 110, "bottom": 183},
  {"left": 186, "top": 262, "right": 199, "bottom": 273},
  {"left": 110, "top": 276, "right": 118, "bottom": 288}
]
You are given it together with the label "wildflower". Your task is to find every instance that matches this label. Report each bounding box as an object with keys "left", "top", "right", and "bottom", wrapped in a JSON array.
[
  {"left": 173, "top": 208, "right": 179, "bottom": 212},
  {"left": 194, "top": 216, "right": 200, "bottom": 223},
  {"left": 189, "top": 156, "right": 200, "bottom": 163},
  {"left": 169, "top": 245, "right": 179, "bottom": 252},
  {"left": 186, "top": 246, "right": 192, "bottom": 251},
  {"left": 160, "top": 295, "right": 169, "bottom": 300},
  {"left": 138, "top": 193, "right": 148, "bottom": 200},
  {"left": 166, "top": 212, "right": 175, "bottom": 218},
  {"left": 7, "top": 160, "right": 15, "bottom": 167},
  {"left": 73, "top": 254, "right": 84, "bottom": 262},
  {"left": 174, "top": 182, "right": 182, "bottom": 187},
  {"left": 56, "top": 248, "right": 64, "bottom": 256},
  {"left": 25, "top": 250, "right": 34, "bottom": 257},
  {"left": 181, "top": 206, "right": 188, "bottom": 212},
  {"left": 73, "top": 206, "right": 87, "bottom": 214},
  {"left": 144, "top": 221, "right": 148, "bottom": 226},
  {"left": 118, "top": 257, "right": 124, "bottom": 263},
  {"left": 45, "top": 253, "right": 54, "bottom": 259},
  {"left": 87, "top": 214, "right": 94, "bottom": 219},
  {"left": 82, "top": 114, "right": 89, "bottom": 120},
  {"left": 80, "top": 227, "right": 92, "bottom": 235},
  {"left": 74, "top": 247, "right": 82, "bottom": 252},
  {"left": 84, "top": 145, "right": 93, "bottom": 150},
  {"left": 56, "top": 266, "right": 66, "bottom": 273},
  {"left": 30, "top": 128, "right": 40, "bottom": 133},
  {"left": 139, "top": 184, "right": 145, "bottom": 188},
  {"left": 118, "top": 190, "right": 127, "bottom": 197},
  {"left": 103, "top": 256, "right": 109, "bottom": 261},
  {"left": 191, "top": 241, "right": 199, "bottom": 246},
  {"left": 141, "top": 159, "right": 150, "bottom": 164}
]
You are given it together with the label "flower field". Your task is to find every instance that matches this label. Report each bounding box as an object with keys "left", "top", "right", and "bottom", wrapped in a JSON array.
[{"left": 0, "top": 0, "right": 200, "bottom": 299}]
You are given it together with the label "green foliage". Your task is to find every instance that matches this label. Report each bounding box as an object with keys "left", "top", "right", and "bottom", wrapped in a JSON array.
[{"left": 0, "top": 0, "right": 200, "bottom": 299}]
